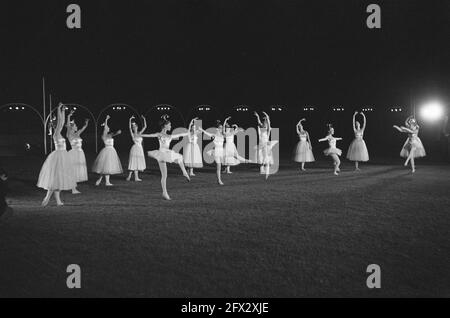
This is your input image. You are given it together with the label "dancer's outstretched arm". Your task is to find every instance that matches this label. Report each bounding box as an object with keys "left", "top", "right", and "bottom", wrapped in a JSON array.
[
  {"left": 306, "top": 131, "right": 313, "bottom": 149},
  {"left": 361, "top": 112, "right": 367, "bottom": 131},
  {"left": 140, "top": 115, "right": 147, "bottom": 134},
  {"left": 318, "top": 136, "right": 329, "bottom": 142},
  {"left": 102, "top": 115, "right": 110, "bottom": 138},
  {"left": 262, "top": 112, "right": 271, "bottom": 135},
  {"left": 55, "top": 103, "right": 66, "bottom": 136},
  {"left": 393, "top": 125, "right": 413, "bottom": 133},
  {"left": 141, "top": 132, "right": 161, "bottom": 138},
  {"left": 199, "top": 128, "right": 214, "bottom": 138},
  {"left": 352, "top": 111, "right": 357, "bottom": 131},
  {"left": 78, "top": 119, "right": 89, "bottom": 135},
  {"left": 66, "top": 110, "right": 74, "bottom": 130},
  {"left": 110, "top": 130, "right": 122, "bottom": 138},
  {"left": 172, "top": 132, "right": 189, "bottom": 139},
  {"left": 129, "top": 116, "right": 135, "bottom": 138}
]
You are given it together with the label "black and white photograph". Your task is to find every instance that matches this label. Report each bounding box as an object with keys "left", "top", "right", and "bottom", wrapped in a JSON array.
[{"left": 0, "top": 0, "right": 449, "bottom": 305}]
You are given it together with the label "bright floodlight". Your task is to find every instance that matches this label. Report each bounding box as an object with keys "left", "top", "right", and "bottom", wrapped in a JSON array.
[{"left": 420, "top": 101, "right": 444, "bottom": 122}]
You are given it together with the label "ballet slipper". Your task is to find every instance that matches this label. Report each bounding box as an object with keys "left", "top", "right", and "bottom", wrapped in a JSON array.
[
  {"left": 126, "top": 176, "right": 131, "bottom": 181},
  {"left": 72, "top": 189, "right": 81, "bottom": 194},
  {"left": 334, "top": 171, "right": 339, "bottom": 176},
  {"left": 105, "top": 183, "right": 114, "bottom": 186},
  {"left": 218, "top": 180, "right": 224, "bottom": 185},
  {"left": 41, "top": 197, "right": 50, "bottom": 207},
  {"left": 162, "top": 193, "right": 171, "bottom": 200},
  {"left": 95, "top": 179, "right": 102, "bottom": 186},
  {"left": 57, "top": 202, "right": 64, "bottom": 206},
  {"left": 135, "top": 178, "right": 142, "bottom": 182}
]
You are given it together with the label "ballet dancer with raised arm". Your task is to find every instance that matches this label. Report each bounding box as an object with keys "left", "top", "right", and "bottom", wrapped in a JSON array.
[
  {"left": 201, "top": 120, "right": 225, "bottom": 185},
  {"left": 66, "top": 110, "right": 89, "bottom": 193},
  {"left": 254, "top": 111, "right": 277, "bottom": 179},
  {"left": 222, "top": 116, "right": 250, "bottom": 174},
  {"left": 346, "top": 111, "right": 369, "bottom": 171},
  {"left": 293, "top": 118, "right": 315, "bottom": 171},
  {"left": 183, "top": 117, "right": 203, "bottom": 176},
  {"left": 319, "top": 124, "right": 343, "bottom": 175},
  {"left": 146, "top": 115, "right": 191, "bottom": 200},
  {"left": 393, "top": 116, "right": 426, "bottom": 173},
  {"left": 37, "top": 103, "right": 76, "bottom": 206},
  {"left": 92, "top": 115, "right": 123, "bottom": 186},
  {"left": 126, "top": 115, "right": 147, "bottom": 182}
]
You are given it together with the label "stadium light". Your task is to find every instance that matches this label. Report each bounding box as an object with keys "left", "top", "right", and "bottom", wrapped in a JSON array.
[{"left": 420, "top": 101, "right": 444, "bottom": 122}]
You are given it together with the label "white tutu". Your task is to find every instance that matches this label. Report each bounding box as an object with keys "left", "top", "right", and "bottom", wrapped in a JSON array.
[
  {"left": 224, "top": 142, "right": 241, "bottom": 166},
  {"left": 148, "top": 149, "right": 183, "bottom": 163},
  {"left": 92, "top": 147, "right": 123, "bottom": 175},
  {"left": 184, "top": 142, "right": 203, "bottom": 168},
  {"left": 293, "top": 140, "right": 315, "bottom": 163},
  {"left": 37, "top": 149, "right": 77, "bottom": 191},
  {"left": 128, "top": 144, "right": 146, "bottom": 171},
  {"left": 206, "top": 147, "right": 224, "bottom": 164},
  {"left": 346, "top": 138, "right": 369, "bottom": 161},
  {"left": 400, "top": 136, "right": 426, "bottom": 158},
  {"left": 68, "top": 148, "right": 88, "bottom": 182},
  {"left": 254, "top": 141, "right": 278, "bottom": 165},
  {"left": 323, "top": 147, "right": 342, "bottom": 156}
]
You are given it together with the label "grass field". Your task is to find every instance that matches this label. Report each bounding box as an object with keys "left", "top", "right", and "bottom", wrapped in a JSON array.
[{"left": 1, "top": 156, "right": 450, "bottom": 297}]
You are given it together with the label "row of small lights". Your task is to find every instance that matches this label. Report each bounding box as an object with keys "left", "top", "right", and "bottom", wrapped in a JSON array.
[
  {"left": 390, "top": 108, "right": 403, "bottom": 112},
  {"left": 197, "top": 107, "right": 210, "bottom": 111},
  {"left": 236, "top": 107, "right": 249, "bottom": 112},
  {"left": 157, "top": 106, "right": 171, "bottom": 111},
  {"left": 333, "top": 107, "right": 345, "bottom": 112},
  {"left": 112, "top": 106, "right": 127, "bottom": 110},
  {"left": 271, "top": 107, "right": 284, "bottom": 111}
]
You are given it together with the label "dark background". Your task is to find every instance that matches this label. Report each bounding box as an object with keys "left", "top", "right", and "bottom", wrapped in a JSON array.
[{"left": 0, "top": 0, "right": 449, "bottom": 158}]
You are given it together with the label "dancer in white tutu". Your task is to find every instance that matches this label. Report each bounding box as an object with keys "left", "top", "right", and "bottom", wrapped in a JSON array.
[
  {"left": 126, "top": 115, "right": 147, "bottom": 182},
  {"left": 293, "top": 118, "right": 314, "bottom": 171},
  {"left": 254, "top": 111, "right": 278, "bottom": 179},
  {"left": 201, "top": 121, "right": 225, "bottom": 185},
  {"left": 92, "top": 115, "right": 123, "bottom": 186},
  {"left": 37, "top": 103, "right": 76, "bottom": 206},
  {"left": 222, "top": 116, "right": 250, "bottom": 174},
  {"left": 183, "top": 118, "right": 203, "bottom": 176},
  {"left": 146, "top": 115, "right": 191, "bottom": 200},
  {"left": 393, "top": 116, "right": 426, "bottom": 173},
  {"left": 66, "top": 110, "right": 89, "bottom": 193},
  {"left": 319, "top": 124, "right": 343, "bottom": 175},
  {"left": 346, "top": 111, "right": 369, "bottom": 170}
]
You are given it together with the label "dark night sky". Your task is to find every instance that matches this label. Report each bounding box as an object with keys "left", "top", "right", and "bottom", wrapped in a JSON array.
[{"left": 0, "top": 0, "right": 449, "bottom": 112}]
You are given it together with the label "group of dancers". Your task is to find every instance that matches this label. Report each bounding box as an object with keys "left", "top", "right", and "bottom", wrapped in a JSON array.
[{"left": 36, "top": 103, "right": 427, "bottom": 205}]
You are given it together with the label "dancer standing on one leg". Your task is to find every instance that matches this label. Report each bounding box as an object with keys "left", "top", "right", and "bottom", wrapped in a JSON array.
[
  {"left": 201, "top": 121, "right": 225, "bottom": 185},
  {"left": 37, "top": 103, "right": 76, "bottom": 206},
  {"left": 223, "top": 117, "right": 251, "bottom": 174},
  {"left": 183, "top": 117, "right": 203, "bottom": 177},
  {"left": 254, "top": 111, "right": 277, "bottom": 179},
  {"left": 126, "top": 115, "right": 147, "bottom": 182},
  {"left": 346, "top": 111, "right": 369, "bottom": 171},
  {"left": 146, "top": 115, "right": 191, "bottom": 200},
  {"left": 92, "top": 115, "right": 123, "bottom": 186},
  {"left": 393, "top": 116, "right": 426, "bottom": 173},
  {"left": 66, "top": 110, "right": 89, "bottom": 194},
  {"left": 293, "top": 118, "right": 315, "bottom": 171},
  {"left": 319, "top": 124, "right": 343, "bottom": 175}
]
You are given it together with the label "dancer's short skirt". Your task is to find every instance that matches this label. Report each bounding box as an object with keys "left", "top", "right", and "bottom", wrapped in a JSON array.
[
  {"left": 37, "top": 150, "right": 77, "bottom": 191},
  {"left": 92, "top": 147, "right": 123, "bottom": 175},
  {"left": 183, "top": 142, "right": 203, "bottom": 168},
  {"left": 346, "top": 138, "right": 369, "bottom": 162},
  {"left": 293, "top": 140, "right": 315, "bottom": 163},
  {"left": 323, "top": 147, "right": 342, "bottom": 156},
  {"left": 148, "top": 149, "right": 183, "bottom": 163},
  {"left": 128, "top": 144, "right": 146, "bottom": 171},
  {"left": 68, "top": 148, "right": 88, "bottom": 182},
  {"left": 400, "top": 137, "right": 426, "bottom": 158}
]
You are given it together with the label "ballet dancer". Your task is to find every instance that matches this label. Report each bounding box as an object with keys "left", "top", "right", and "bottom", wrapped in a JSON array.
[
  {"left": 37, "top": 103, "right": 77, "bottom": 206},
  {"left": 293, "top": 118, "right": 315, "bottom": 171},
  {"left": 92, "top": 115, "right": 123, "bottom": 186},
  {"left": 346, "top": 111, "right": 369, "bottom": 170},
  {"left": 183, "top": 117, "right": 203, "bottom": 176},
  {"left": 146, "top": 115, "right": 191, "bottom": 200},
  {"left": 126, "top": 115, "right": 147, "bottom": 182},
  {"left": 66, "top": 110, "right": 89, "bottom": 193},
  {"left": 254, "top": 111, "right": 277, "bottom": 179},
  {"left": 319, "top": 124, "right": 343, "bottom": 175},
  {"left": 222, "top": 116, "right": 250, "bottom": 174},
  {"left": 201, "top": 120, "right": 225, "bottom": 185},
  {"left": 393, "top": 116, "right": 426, "bottom": 173}
]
